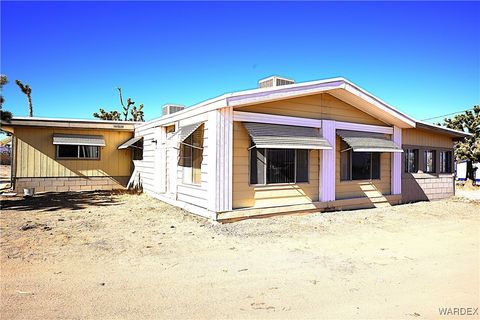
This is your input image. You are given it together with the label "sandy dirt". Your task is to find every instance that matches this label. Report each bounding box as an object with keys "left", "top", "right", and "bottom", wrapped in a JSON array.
[
  {"left": 0, "top": 165, "right": 10, "bottom": 178},
  {"left": 1, "top": 191, "right": 479, "bottom": 319}
]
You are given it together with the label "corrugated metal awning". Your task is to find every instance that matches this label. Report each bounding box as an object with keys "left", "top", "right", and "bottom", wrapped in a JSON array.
[
  {"left": 337, "top": 130, "right": 402, "bottom": 152},
  {"left": 52, "top": 134, "right": 105, "bottom": 146},
  {"left": 118, "top": 136, "right": 143, "bottom": 149},
  {"left": 177, "top": 122, "right": 204, "bottom": 142},
  {"left": 243, "top": 122, "right": 332, "bottom": 150}
]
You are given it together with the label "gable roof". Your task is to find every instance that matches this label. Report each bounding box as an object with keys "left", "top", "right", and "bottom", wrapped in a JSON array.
[{"left": 137, "top": 77, "right": 417, "bottom": 130}]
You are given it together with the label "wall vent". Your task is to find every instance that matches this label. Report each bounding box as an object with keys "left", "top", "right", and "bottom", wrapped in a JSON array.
[
  {"left": 258, "top": 76, "right": 295, "bottom": 88},
  {"left": 162, "top": 104, "right": 185, "bottom": 116}
]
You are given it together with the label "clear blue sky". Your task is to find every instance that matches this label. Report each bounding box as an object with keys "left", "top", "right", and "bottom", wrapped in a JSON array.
[{"left": 1, "top": 1, "right": 479, "bottom": 123}]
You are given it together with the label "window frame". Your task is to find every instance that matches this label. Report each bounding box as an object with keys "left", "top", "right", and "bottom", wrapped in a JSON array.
[
  {"left": 179, "top": 125, "right": 204, "bottom": 186},
  {"left": 439, "top": 150, "right": 453, "bottom": 174},
  {"left": 340, "top": 149, "right": 381, "bottom": 181},
  {"left": 404, "top": 148, "right": 419, "bottom": 173},
  {"left": 424, "top": 150, "right": 436, "bottom": 173},
  {"left": 249, "top": 147, "right": 310, "bottom": 186},
  {"left": 132, "top": 138, "right": 144, "bottom": 161},
  {"left": 56, "top": 145, "right": 100, "bottom": 160}
]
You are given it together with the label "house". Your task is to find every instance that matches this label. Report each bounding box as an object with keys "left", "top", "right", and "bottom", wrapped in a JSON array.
[
  {"left": 133, "top": 76, "right": 470, "bottom": 221},
  {"left": 1, "top": 76, "right": 470, "bottom": 221},
  {"left": 1, "top": 117, "right": 140, "bottom": 192}
]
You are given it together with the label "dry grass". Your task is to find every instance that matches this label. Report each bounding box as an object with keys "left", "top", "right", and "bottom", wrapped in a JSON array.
[{"left": 1, "top": 192, "right": 479, "bottom": 319}]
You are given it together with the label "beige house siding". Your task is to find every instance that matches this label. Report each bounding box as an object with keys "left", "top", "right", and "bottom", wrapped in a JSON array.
[
  {"left": 236, "top": 93, "right": 386, "bottom": 126},
  {"left": 401, "top": 128, "right": 455, "bottom": 203},
  {"left": 12, "top": 127, "right": 132, "bottom": 178},
  {"left": 335, "top": 136, "right": 391, "bottom": 200},
  {"left": 402, "top": 128, "right": 453, "bottom": 148},
  {"left": 232, "top": 121, "right": 319, "bottom": 209}
]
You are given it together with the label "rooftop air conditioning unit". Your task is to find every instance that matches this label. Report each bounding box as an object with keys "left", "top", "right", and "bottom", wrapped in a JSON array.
[
  {"left": 258, "top": 76, "right": 295, "bottom": 88},
  {"left": 162, "top": 104, "right": 185, "bottom": 116}
]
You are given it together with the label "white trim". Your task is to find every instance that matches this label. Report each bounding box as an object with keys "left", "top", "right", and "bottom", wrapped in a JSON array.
[
  {"left": 233, "top": 111, "right": 322, "bottom": 128},
  {"left": 207, "top": 111, "right": 218, "bottom": 212},
  {"left": 353, "top": 148, "right": 403, "bottom": 153},
  {"left": 416, "top": 121, "right": 472, "bottom": 138},
  {"left": 342, "top": 82, "right": 416, "bottom": 127},
  {"left": 335, "top": 121, "right": 393, "bottom": 134},
  {"left": 252, "top": 144, "right": 332, "bottom": 150},
  {"left": 227, "top": 83, "right": 343, "bottom": 108},
  {"left": 391, "top": 126, "right": 402, "bottom": 195},
  {"left": 320, "top": 120, "right": 336, "bottom": 202},
  {"left": 135, "top": 77, "right": 418, "bottom": 132},
  {"left": 9, "top": 116, "right": 140, "bottom": 125}
]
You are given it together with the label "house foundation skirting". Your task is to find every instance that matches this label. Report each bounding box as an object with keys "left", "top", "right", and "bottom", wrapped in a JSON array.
[
  {"left": 401, "top": 174, "right": 454, "bottom": 203},
  {"left": 14, "top": 176, "right": 129, "bottom": 193}
]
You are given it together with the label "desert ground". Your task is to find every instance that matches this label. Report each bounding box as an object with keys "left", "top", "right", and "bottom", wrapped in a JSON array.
[
  {"left": 0, "top": 165, "right": 10, "bottom": 190},
  {"left": 1, "top": 191, "right": 479, "bottom": 319}
]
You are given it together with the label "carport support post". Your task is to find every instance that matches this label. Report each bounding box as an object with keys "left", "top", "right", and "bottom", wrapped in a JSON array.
[
  {"left": 391, "top": 126, "right": 402, "bottom": 195},
  {"left": 320, "top": 120, "right": 336, "bottom": 202}
]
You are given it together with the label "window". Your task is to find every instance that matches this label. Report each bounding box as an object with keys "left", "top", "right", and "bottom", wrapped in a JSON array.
[
  {"left": 424, "top": 150, "right": 436, "bottom": 173},
  {"left": 249, "top": 147, "right": 309, "bottom": 185},
  {"left": 165, "top": 125, "right": 175, "bottom": 134},
  {"left": 440, "top": 151, "right": 452, "bottom": 173},
  {"left": 132, "top": 139, "right": 143, "bottom": 160},
  {"left": 57, "top": 145, "right": 100, "bottom": 159},
  {"left": 340, "top": 141, "right": 380, "bottom": 181},
  {"left": 404, "top": 149, "right": 418, "bottom": 173},
  {"left": 179, "top": 125, "right": 204, "bottom": 185}
]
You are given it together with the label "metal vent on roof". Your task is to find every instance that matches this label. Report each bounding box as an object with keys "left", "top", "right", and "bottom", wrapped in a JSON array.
[
  {"left": 163, "top": 104, "right": 185, "bottom": 116},
  {"left": 258, "top": 76, "right": 295, "bottom": 88}
]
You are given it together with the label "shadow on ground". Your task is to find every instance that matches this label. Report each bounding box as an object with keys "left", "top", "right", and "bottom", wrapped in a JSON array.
[{"left": 0, "top": 191, "right": 124, "bottom": 212}]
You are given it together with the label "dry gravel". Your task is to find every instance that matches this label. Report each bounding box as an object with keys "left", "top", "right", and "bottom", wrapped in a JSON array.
[{"left": 1, "top": 191, "right": 479, "bottom": 319}]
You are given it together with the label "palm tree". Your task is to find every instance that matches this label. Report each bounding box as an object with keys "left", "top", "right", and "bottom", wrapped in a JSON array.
[{"left": 15, "top": 80, "right": 33, "bottom": 117}]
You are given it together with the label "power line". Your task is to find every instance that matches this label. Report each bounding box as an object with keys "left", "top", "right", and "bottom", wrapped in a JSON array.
[{"left": 421, "top": 108, "right": 475, "bottom": 121}]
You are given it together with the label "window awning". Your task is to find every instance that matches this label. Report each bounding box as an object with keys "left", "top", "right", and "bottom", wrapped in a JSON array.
[
  {"left": 177, "top": 122, "right": 204, "bottom": 142},
  {"left": 118, "top": 136, "right": 143, "bottom": 149},
  {"left": 243, "top": 122, "right": 332, "bottom": 150},
  {"left": 53, "top": 134, "right": 105, "bottom": 146},
  {"left": 337, "top": 130, "right": 402, "bottom": 153}
]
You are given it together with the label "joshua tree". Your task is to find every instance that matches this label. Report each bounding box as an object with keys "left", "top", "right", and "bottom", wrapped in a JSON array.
[
  {"left": 130, "top": 104, "right": 144, "bottom": 121},
  {"left": 15, "top": 80, "right": 33, "bottom": 117},
  {"left": 93, "top": 87, "right": 145, "bottom": 122},
  {"left": 93, "top": 108, "right": 121, "bottom": 121},
  {"left": 0, "top": 75, "right": 12, "bottom": 122},
  {"left": 117, "top": 87, "right": 135, "bottom": 121},
  {"left": 0, "top": 74, "right": 7, "bottom": 108},
  {"left": 437, "top": 105, "right": 480, "bottom": 181}
]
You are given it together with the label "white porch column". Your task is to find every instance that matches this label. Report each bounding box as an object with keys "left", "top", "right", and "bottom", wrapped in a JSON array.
[
  {"left": 155, "top": 126, "right": 167, "bottom": 193},
  {"left": 207, "top": 107, "right": 233, "bottom": 213},
  {"left": 391, "top": 126, "right": 402, "bottom": 195},
  {"left": 320, "top": 120, "right": 336, "bottom": 202}
]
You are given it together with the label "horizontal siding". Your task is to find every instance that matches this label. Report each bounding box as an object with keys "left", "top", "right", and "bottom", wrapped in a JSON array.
[
  {"left": 335, "top": 136, "right": 391, "bottom": 199},
  {"left": 14, "top": 127, "right": 132, "bottom": 178},
  {"left": 136, "top": 116, "right": 210, "bottom": 209},
  {"left": 134, "top": 124, "right": 157, "bottom": 195},
  {"left": 236, "top": 93, "right": 386, "bottom": 126},
  {"left": 232, "top": 121, "right": 319, "bottom": 209}
]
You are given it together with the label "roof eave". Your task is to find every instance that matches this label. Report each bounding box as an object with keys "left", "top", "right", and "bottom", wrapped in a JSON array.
[
  {"left": 2, "top": 117, "right": 137, "bottom": 131},
  {"left": 415, "top": 121, "right": 473, "bottom": 139}
]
